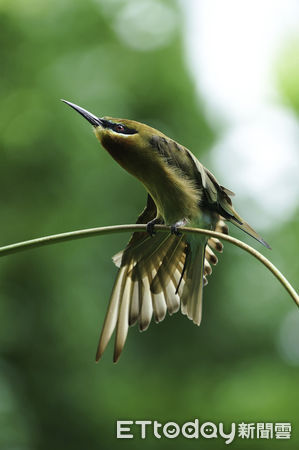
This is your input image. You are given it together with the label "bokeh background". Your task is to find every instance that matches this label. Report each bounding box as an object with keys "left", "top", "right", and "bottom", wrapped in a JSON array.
[{"left": 0, "top": 0, "right": 298, "bottom": 448}]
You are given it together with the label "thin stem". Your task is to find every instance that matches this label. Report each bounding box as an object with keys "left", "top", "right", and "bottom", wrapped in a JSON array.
[{"left": 0, "top": 224, "right": 298, "bottom": 306}]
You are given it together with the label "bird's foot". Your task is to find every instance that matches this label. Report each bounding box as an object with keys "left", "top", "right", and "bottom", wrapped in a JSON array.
[
  {"left": 170, "top": 218, "right": 188, "bottom": 236},
  {"left": 146, "top": 218, "right": 163, "bottom": 237}
]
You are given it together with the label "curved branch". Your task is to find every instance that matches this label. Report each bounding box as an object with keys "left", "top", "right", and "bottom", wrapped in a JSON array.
[{"left": 0, "top": 224, "right": 298, "bottom": 306}]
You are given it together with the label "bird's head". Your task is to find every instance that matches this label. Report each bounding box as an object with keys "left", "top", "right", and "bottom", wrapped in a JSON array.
[{"left": 61, "top": 100, "right": 167, "bottom": 180}]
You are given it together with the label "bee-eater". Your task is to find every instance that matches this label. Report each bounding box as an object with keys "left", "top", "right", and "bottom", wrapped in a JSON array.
[{"left": 62, "top": 100, "right": 270, "bottom": 362}]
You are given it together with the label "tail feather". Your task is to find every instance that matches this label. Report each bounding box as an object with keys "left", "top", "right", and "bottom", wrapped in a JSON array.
[
  {"left": 95, "top": 266, "right": 126, "bottom": 361},
  {"left": 130, "top": 263, "right": 154, "bottom": 332},
  {"left": 97, "top": 222, "right": 225, "bottom": 361},
  {"left": 114, "top": 264, "right": 133, "bottom": 362},
  {"left": 205, "top": 245, "right": 218, "bottom": 265},
  {"left": 182, "top": 240, "right": 206, "bottom": 326},
  {"left": 150, "top": 237, "right": 185, "bottom": 294},
  {"left": 130, "top": 234, "right": 171, "bottom": 281},
  {"left": 147, "top": 259, "right": 167, "bottom": 323},
  {"left": 215, "top": 219, "right": 229, "bottom": 235},
  {"left": 152, "top": 290, "right": 167, "bottom": 323},
  {"left": 204, "top": 259, "right": 212, "bottom": 276},
  {"left": 128, "top": 279, "right": 140, "bottom": 326},
  {"left": 139, "top": 275, "right": 153, "bottom": 331},
  {"left": 163, "top": 278, "right": 180, "bottom": 314},
  {"left": 208, "top": 237, "right": 223, "bottom": 253}
]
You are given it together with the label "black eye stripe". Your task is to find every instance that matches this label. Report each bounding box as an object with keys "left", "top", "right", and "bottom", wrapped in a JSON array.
[
  {"left": 113, "top": 124, "right": 137, "bottom": 135},
  {"left": 114, "top": 124, "right": 125, "bottom": 132},
  {"left": 101, "top": 119, "right": 137, "bottom": 135}
]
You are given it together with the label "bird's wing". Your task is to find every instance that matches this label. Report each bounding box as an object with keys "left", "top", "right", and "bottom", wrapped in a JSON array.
[
  {"left": 96, "top": 194, "right": 225, "bottom": 362},
  {"left": 188, "top": 151, "right": 270, "bottom": 248}
]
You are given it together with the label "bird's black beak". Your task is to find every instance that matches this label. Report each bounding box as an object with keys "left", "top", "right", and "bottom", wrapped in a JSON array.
[{"left": 61, "top": 99, "right": 102, "bottom": 127}]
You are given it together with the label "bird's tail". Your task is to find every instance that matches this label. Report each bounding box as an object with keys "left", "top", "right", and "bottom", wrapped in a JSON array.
[
  {"left": 96, "top": 233, "right": 183, "bottom": 363},
  {"left": 95, "top": 223, "right": 226, "bottom": 362}
]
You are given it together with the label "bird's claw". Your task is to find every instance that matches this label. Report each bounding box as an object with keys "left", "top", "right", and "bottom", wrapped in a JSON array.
[
  {"left": 170, "top": 224, "right": 182, "bottom": 236},
  {"left": 170, "top": 218, "right": 188, "bottom": 236},
  {"left": 146, "top": 221, "right": 156, "bottom": 237},
  {"left": 147, "top": 218, "right": 163, "bottom": 237}
]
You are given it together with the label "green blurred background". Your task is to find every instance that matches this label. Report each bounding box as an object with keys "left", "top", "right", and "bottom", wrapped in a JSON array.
[{"left": 0, "top": 0, "right": 298, "bottom": 448}]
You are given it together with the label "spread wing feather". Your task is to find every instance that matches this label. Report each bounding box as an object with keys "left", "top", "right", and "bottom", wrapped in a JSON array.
[{"left": 185, "top": 148, "right": 270, "bottom": 248}]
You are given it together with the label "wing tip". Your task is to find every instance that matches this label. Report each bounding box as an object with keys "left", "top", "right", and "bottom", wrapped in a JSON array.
[
  {"left": 95, "top": 348, "right": 102, "bottom": 363},
  {"left": 260, "top": 238, "right": 271, "bottom": 250},
  {"left": 113, "top": 348, "right": 122, "bottom": 363}
]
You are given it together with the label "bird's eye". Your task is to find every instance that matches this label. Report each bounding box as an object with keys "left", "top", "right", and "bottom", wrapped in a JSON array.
[{"left": 114, "top": 124, "right": 125, "bottom": 133}]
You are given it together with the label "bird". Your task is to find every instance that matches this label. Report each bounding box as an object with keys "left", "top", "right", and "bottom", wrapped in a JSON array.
[{"left": 62, "top": 99, "right": 270, "bottom": 363}]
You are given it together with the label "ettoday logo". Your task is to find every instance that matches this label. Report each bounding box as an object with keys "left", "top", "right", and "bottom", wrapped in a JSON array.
[
  {"left": 116, "top": 420, "right": 235, "bottom": 444},
  {"left": 116, "top": 420, "right": 292, "bottom": 443}
]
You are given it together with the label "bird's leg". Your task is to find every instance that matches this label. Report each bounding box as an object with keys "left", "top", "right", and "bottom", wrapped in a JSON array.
[
  {"left": 146, "top": 217, "right": 164, "bottom": 237},
  {"left": 170, "top": 218, "right": 188, "bottom": 236}
]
